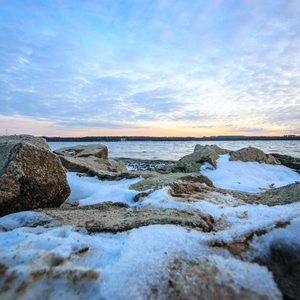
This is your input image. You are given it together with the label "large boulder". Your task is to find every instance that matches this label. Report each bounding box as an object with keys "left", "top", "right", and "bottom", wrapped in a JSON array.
[
  {"left": 54, "top": 144, "right": 108, "bottom": 159},
  {"left": 229, "top": 147, "right": 280, "bottom": 164},
  {"left": 172, "top": 145, "right": 230, "bottom": 172},
  {"left": 0, "top": 135, "right": 70, "bottom": 217}
]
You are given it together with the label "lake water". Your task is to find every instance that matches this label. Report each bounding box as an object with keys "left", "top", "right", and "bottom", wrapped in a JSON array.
[{"left": 48, "top": 140, "right": 300, "bottom": 161}]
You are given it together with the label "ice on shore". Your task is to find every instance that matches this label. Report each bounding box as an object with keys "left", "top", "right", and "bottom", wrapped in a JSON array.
[{"left": 200, "top": 153, "right": 300, "bottom": 192}]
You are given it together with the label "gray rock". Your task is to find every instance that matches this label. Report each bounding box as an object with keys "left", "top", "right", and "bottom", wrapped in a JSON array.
[
  {"left": 260, "top": 182, "right": 300, "bottom": 206},
  {"left": 54, "top": 144, "right": 108, "bottom": 159},
  {"left": 0, "top": 135, "right": 70, "bottom": 217},
  {"left": 271, "top": 153, "right": 300, "bottom": 173},
  {"left": 172, "top": 145, "right": 230, "bottom": 172},
  {"left": 229, "top": 147, "right": 280, "bottom": 164}
]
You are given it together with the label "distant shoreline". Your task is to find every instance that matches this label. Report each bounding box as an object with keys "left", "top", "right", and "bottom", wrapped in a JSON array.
[{"left": 43, "top": 135, "right": 300, "bottom": 142}]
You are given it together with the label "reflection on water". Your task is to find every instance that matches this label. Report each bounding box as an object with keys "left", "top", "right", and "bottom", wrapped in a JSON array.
[{"left": 48, "top": 140, "right": 300, "bottom": 161}]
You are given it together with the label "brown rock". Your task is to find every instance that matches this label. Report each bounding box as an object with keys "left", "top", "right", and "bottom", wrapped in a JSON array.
[
  {"left": 0, "top": 135, "right": 70, "bottom": 217},
  {"left": 172, "top": 145, "right": 230, "bottom": 172},
  {"left": 54, "top": 144, "right": 108, "bottom": 159},
  {"left": 229, "top": 147, "right": 280, "bottom": 164}
]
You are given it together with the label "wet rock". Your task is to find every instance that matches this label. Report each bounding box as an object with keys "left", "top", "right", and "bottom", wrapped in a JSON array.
[
  {"left": 229, "top": 147, "right": 280, "bottom": 164},
  {"left": 260, "top": 182, "right": 300, "bottom": 206},
  {"left": 172, "top": 145, "right": 230, "bottom": 172},
  {"left": 37, "top": 202, "right": 215, "bottom": 233},
  {"left": 116, "top": 157, "right": 176, "bottom": 173},
  {"left": 0, "top": 135, "right": 70, "bottom": 217},
  {"left": 54, "top": 144, "right": 108, "bottom": 159},
  {"left": 271, "top": 153, "right": 300, "bottom": 173},
  {"left": 255, "top": 243, "right": 300, "bottom": 300},
  {"left": 155, "top": 256, "right": 282, "bottom": 300}
]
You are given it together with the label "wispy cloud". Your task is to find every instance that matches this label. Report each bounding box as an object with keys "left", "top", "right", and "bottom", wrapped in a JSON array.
[{"left": 0, "top": 0, "right": 299, "bottom": 136}]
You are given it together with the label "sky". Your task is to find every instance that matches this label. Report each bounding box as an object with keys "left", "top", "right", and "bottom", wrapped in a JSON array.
[{"left": 0, "top": 0, "right": 300, "bottom": 137}]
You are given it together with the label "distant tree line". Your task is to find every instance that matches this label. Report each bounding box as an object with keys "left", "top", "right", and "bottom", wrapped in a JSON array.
[{"left": 43, "top": 135, "right": 300, "bottom": 142}]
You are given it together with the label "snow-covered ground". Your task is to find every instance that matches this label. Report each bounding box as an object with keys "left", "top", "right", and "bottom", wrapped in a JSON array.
[
  {"left": 1, "top": 156, "right": 300, "bottom": 299},
  {"left": 200, "top": 153, "right": 300, "bottom": 192}
]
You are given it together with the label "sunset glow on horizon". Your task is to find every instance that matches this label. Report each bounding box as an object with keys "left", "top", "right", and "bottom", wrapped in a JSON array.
[{"left": 1, "top": 0, "right": 300, "bottom": 137}]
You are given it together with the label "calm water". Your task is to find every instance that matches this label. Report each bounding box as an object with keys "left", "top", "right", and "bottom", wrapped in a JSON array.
[{"left": 48, "top": 140, "right": 300, "bottom": 161}]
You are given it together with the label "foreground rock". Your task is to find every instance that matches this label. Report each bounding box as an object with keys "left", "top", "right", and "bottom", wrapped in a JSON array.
[
  {"left": 172, "top": 145, "right": 230, "bottom": 172},
  {"left": 0, "top": 135, "right": 70, "bottom": 217},
  {"left": 54, "top": 144, "right": 127, "bottom": 175},
  {"left": 255, "top": 243, "right": 300, "bottom": 300},
  {"left": 271, "top": 153, "right": 300, "bottom": 173},
  {"left": 36, "top": 202, "right": 215, "bottom": 233},
  {"left": 154, "top": 256, "right": 282, "bottom": 300},
  {"left": 229, "top": 147, "right": 280, "bottom": 164}
]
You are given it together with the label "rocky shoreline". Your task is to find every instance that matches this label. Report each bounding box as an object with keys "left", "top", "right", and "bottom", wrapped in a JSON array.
[{"left": 0, "top": 135, "right": 300, "bottom": 299}]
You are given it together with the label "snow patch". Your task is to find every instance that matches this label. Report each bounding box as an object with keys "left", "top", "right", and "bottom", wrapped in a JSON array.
[
  {"left": 66, "top": 173, "right": 142, "bottom": 206},
  {"left": 0, "top": 211, "right": 52, "bottom": 231},
  {"left": 201, "top": 153, "right": 300, "bottom": 192}
]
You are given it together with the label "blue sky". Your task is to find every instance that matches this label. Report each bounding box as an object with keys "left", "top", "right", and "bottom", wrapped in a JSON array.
[{"left": 0, "top": 0, "right": 299, "bottom": 136}]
